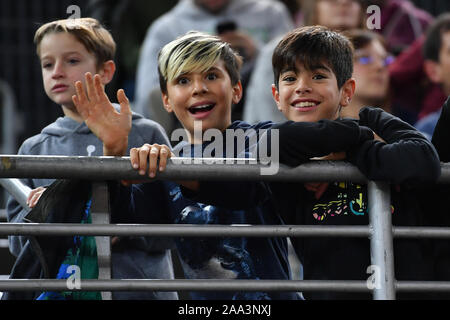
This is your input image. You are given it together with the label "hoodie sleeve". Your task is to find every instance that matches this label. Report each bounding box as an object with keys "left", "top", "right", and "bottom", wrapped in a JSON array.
[
  {"left": 180, "top": 119, "right": 374, "bottom": 209},
  {"left": 348, "top": 107, "right": 441, "bottom": 184},
  {"left": 272, "top": 119, "right": 374, "bottom": 167},
  {"left": 5, "top": 142, "right": 36, "bottom": 257},
  {"left": 432, "top": 96, "right": 450, "bottom": 162}
]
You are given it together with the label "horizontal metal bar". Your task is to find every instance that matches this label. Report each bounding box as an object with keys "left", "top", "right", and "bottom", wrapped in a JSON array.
[
  {"left": 1, "top": 223, "right": 450, "bottom": 239},
  {"left": 0, "top": 279, "right": 370, "bottom": 292},
  {"left": 2, "top": 279, "right": 450, "bottom": 293},
  {"left": 0, "top": 223, "right": 370, "bottom": 237},
  {"left": 393, "top": 226, "right": 450, "bottom": 238},
  {"left": 396, "top": 281, "right": 450, "bottom": 292},
  {"left": 1, "top": 155, "right": 449, "bottom": 183},
  {"left": 0, "top": 155, "right": 367, "bottom": 183}
]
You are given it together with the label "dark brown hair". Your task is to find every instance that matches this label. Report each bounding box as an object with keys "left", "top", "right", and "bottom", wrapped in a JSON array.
[{"left": 272, "top": 25, "right": 354, "bottom": 89}]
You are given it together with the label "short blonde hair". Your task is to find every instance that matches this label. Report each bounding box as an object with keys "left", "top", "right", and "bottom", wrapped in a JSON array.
[
  {"left": 158, "top": 31, "right": 242, "bottom": 93},
  {"left": 34, "top": 17, "right": 116, "bottom": 68}
]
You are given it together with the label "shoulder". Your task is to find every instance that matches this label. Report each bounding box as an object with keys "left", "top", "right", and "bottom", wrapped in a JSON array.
[
  {"left": 359, "top": 106, "right": 413, "bottom": 127},
  {"left": 229, "top": 120, "right": 275, "bottom": 131},
  {"left": 130, "top": 114, "right": 170, "bottom": 145},
  {"left": 18, "top": 132, "right": 51, "bottom": 155},
  {"left": 233, "top": 0, "right": 288, "bottom": 13}
]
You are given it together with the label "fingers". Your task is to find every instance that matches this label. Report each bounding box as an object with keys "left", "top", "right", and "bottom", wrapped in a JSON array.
[
  {"left": 73, "top": 80, "right": 89, "bottom": 119},
  {"left": 158, "top": 145, "right": 171, "bottom": 172},
  {"left": 129, "top": 144, "right": 172, "bottom": 178},
  {"left": 85, "top": 72, "right": 99, "bottom": 103},
  {"left": 94, "top": 73, "right": 109, "bottom": 103},
  {"left": 117, "top": 89, "right": 131, "bottom": 116},
  {"left": 26, "top": 187, "right": 46, "bottom": 208},
  {"left": 148, "top": 145, "right": 161, "bottom": 178}
]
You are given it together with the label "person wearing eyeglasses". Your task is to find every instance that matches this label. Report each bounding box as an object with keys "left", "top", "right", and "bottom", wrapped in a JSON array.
[{"left": 341, "top": 29, "right": 394, "bottom": 119}]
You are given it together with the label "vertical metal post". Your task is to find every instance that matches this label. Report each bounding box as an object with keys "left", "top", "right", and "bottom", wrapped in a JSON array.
[
  {"left": 90, "top": 182, "right": 112, "bottom": 300},
  {"left": 0, "top": 80, "right": 19, "bottom": 207},
  {"left": 368, "top": 181, "right": 396, "bottom": 300}
]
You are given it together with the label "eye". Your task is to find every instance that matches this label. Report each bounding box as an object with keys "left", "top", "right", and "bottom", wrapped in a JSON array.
[
  {"left": 42, "top": 63, "right": 52, "bottom": 69},
  {"left": 206, "top": 72, "right": 218, "bottom": 81},
  {"left": 176, "top": 76, "right": 189, "bottom": 85},
  {"left": 281, "top": 75, "right": 296, "bottom": 82},
  {"left": 312, "top": 74, "right": 326, "bottom": 80},
  {"left": 68, "top": 58, "right": 80, "bottom": 65},
  {"left": 357, "top": 56, "right": 373, "bottom": 65}
]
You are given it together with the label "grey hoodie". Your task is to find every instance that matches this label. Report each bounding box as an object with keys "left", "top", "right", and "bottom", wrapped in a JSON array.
[{"left": 6, "top": 107, "right": 177, "bottom": 299}]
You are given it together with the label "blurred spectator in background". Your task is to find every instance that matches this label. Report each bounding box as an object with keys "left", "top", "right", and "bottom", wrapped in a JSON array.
[
  {"left": 341, "top": 29, "right": 394, "bottom": 119},
  {"left": 133, "top": 0, "right": 294, "bottom": 135},
  {"left": 364, "top": 0, "right": 433, "bottom": 55},
  {"left": 86, "top": 0, "right": 178, "bottom": 101},
  {"left": 243, "top": 0, "right": 367, "bottom": 124},
  {"left": 414, "top": 13, "right": 450, "bottom": 140},
  {"left": 383, "top": 0, "right": 443, "bottom": 125}
]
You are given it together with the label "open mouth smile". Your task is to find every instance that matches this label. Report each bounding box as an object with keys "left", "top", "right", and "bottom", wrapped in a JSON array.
[
  {"left": 188, "top": 103, "right": 216, "bottom": 119},
  {"left": 291, "top": 100, "right": 320, "bottom": 111}
]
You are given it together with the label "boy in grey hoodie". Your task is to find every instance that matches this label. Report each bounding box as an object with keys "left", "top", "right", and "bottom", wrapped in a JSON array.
[{"left": 6, "top": 18, "right": 177, "bottom": 300}]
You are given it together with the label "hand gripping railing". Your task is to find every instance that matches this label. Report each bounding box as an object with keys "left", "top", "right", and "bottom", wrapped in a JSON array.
[{"left": 0, "top": 155, "right": 449, "bottom": 300}]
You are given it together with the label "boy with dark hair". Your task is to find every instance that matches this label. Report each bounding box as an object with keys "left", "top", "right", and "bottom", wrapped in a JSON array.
[
  {"left": 269, "top": 26, "right": 440, "bottom": 299},
  {"left": 6, "top": 18, "right": 176, "bottom": 300},
  {"left": 72, "top": 30, "right": 387, "bottom": 300}
]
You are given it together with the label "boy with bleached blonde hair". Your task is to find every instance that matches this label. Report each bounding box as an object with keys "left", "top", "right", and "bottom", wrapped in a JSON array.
[{"left": 71, "top": 31, "right": 385, "bottom": 300}]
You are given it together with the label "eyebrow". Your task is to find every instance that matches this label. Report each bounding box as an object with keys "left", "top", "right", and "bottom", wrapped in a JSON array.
[
  {"left": 281, "top": 64, "right": 332, "bottom": 74},
  {"left": 40, "top": 51, "right": 83, "bottom": 60}
]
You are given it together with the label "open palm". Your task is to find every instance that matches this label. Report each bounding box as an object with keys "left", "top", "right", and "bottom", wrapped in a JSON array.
[{"left": 72, "top": 72, "right": 132, "bottom": 156}]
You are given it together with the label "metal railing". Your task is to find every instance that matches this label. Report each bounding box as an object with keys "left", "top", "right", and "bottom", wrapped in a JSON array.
[
  {"left": 0, "top": 155, "right": 449, "bottom": 300},
  {"left": 0, "top": 80, "right": 19, "bottom": 208}
]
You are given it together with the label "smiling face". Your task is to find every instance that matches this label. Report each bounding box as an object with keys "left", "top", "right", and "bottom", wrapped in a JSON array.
[
  {"left": 162, "top": 60, "right": 242, "bottom": 141},
  {"left": 272, "top": 60, "right": 355, "bottom": 122}
]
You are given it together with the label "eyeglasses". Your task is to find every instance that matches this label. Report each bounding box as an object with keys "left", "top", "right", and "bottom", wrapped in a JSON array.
[{"left": 355, "top": 54, "right": 395, "bottom": 67}]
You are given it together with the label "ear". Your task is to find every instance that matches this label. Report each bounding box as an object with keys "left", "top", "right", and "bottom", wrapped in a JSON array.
[
  {"left": 231, "top": 81, "right": 243, "bottom": 104},
  {"left": 339, "top": 78, "right": 356, "bottom": 108},
  {"left": 271, "top": 84, "right": 282, "bottom": 111},
  {"left": 424, "top": 60, "right": 443, "bottom": 84},
  {"left": 161, "top": 91, "right": 173, "bottom": 113},
  {"left": 98, "top": 60, "right": 116, "bottom": 85}
]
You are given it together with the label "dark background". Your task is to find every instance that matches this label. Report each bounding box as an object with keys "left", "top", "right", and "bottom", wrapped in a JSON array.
[{"left": 0, "top": 0, "right": 449, "bottom": 151}]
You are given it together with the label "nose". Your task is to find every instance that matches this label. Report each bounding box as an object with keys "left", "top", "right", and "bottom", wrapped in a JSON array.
[
  {"left": 192, "top": 77, "right": 208, "bottom": 95},
  {"left": 295, "top": 77, "right": 312, "bottom": 94},
  {"left": 51, "top": 61, "right": 65, "bottom": 79},
  {"left": 372, "top": 56, "right": 386, "bottom": 71}
]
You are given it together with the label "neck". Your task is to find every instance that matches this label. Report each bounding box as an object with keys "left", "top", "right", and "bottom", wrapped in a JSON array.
[
  {"left": 187, "top": 121, "right": 231, "bottom": 144},
  {"left": 341, "top": 99, "right": 364, "bottom": 119},
  {"left": 62, "top": 105, "right": 84, "bottom": 123}
]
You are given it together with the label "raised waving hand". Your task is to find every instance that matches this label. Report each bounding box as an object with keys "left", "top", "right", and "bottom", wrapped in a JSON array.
[{"left": 72, "top": 72, "right": 132, "bottom": 156}]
